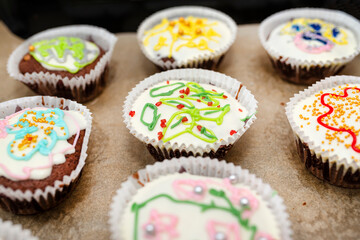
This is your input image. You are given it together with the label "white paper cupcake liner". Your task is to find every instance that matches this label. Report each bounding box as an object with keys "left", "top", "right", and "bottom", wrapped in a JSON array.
[
  {"left": 259, "top": 8, "right": 360, "bottom": 84},
  {"left": 285, "top": 75, "right": 360, "bottom": 187},
  {"left": 123, "top": 69, "right": 258, "bottom": 160},
  {"left": 137, "top": 6, "right": 237, "bottom": 70},
  {"left": 109, "top": 156, "right": 293, "bottom": 240},
  {"left": 0, "top": 218, "right": 38, "bottom": 240},
  {"left": 7, "top": 25, "right": 117, "bottom": 102},
  {"left": 0, "top": 96, "right": 92, "bottom": 214}
]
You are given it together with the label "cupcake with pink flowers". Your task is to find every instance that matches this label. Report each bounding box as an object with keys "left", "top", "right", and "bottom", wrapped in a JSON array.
[{"left": 109, "top": 157, "right": 292, "bottom": 240}]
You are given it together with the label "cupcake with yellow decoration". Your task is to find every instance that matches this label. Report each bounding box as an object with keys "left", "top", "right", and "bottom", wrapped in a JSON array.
[
  {"left": 123, "top": 69, "right": 257, "bottom": 161},
  {"left": 137, "top": 6, "right": 237, "bottom": 70},
  {"left": 259, "top": 8, "right": 360, "bottom": 85},
  {"left": 286, "top": 75, "right": 360, "bottom": 188}
]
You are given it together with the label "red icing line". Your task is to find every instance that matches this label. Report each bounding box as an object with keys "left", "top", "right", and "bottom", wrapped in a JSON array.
[{"left": 317, "top": 87, "right": 360, "bottom": 153}]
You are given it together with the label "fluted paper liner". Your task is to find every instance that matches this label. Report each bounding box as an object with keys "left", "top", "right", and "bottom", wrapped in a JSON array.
[
  {"left": 0, "top": 218, "right": 38, "bottom": 240},
  {"left": 123, "top": 69, "right": 258, "bottom": 160},
  {"left": 285, "top": 75, "right": 360, "bottom": 187},
  {"left": 109, "top": 156, "right": 293, "bottom": 240},
  {"left": 7, "top": 25, "right": 117, "bottom": 102},
  {"left": 0, "top": 96, "right": 92, "bottom": 213},
  {"left": 137, "top": 6, "right": 237, "bottom": 70},
  {"left": 259, "top": 8, "right": 360, "bottom": 84}
]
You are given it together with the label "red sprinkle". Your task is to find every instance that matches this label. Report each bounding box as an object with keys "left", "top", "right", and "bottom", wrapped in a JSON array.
[
  {"left": 160, "top": 123, "right": 166, "bottom": 128},
  {"left": 217, "top": 105, "right": 220, "bottom": 108},
  {"left": 158, "top": 132, "right": 163, "bottom": 140},
  {"left": 212, "top": 89, "right": 217, "bottom": 92},
  {"left": 179, "top": 89, "right": 185, "bottom": 94},
  {"left": 155, "top": 101, "right": 162, "bottom": 107},
  {"left": 166, "top": 80, "right": 169, "bottom": 84},
  {"left": 177, "top": 104, "right": 185, "bottom": 109},
  {"left": 202, "top": 97, "right": 205, "bottom": 99},
  {"left": 238, "top": 108, "right": 243, "bottom": 112},
  {"left": 230, "top": 130, "right": 237, "bottom": 135},
  {"left": 196, "top": 99, "right": 201, "bottom": 102},
  {"left": 180, "top": 95, "right": 184, "bottom": 98},
  {"left": 223, "top": 95, "right": 228, "bottom": 99},
  {"left": 182, "top": 117, "right": 188, "bottom": 122},
  {"left": 129, "top": 111, "right": 135, "bottom": 117},
  {"left": 207, "top": 102, "right": 213, "bottom": 106},
  {"left": 161, "top": 119, "right": 166, "bottom": 123},
  {"left": 197, "top": 125, "right": 202, "bottom": 131},
  {"left": 185, "top": 87, "right": 190, "bottom": 95}
]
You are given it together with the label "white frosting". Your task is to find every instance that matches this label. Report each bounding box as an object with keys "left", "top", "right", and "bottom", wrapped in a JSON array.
[
  {"left": 121, "top": 173, "right": 280, "bottom": 239},
  {"left": 30, "top": 37, "right": 99, "bottom": 73},
  {"left": 129, "top": 80, "right": 249, "bottom": 147},
  {"left": 292, "top": 84, "right": 360, "bottom": 165},
  {"left": 0, "top": 108, "right": 87, "bottom": 181},
  {"left": 267, "top": 19, "right": 357, "bottom": 62},
  {"left": 142, "top": 17, "right": 232, "bottom": 62}
]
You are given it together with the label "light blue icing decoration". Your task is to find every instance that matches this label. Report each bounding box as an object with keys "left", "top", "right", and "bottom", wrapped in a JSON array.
[{"left": 6, "top": 108, "right": 69, "bottom": 161}]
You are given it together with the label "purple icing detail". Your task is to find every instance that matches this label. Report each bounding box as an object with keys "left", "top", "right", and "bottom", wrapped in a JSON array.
[{"left": 294, "top": 32, "right": 334, "bottom": 54}]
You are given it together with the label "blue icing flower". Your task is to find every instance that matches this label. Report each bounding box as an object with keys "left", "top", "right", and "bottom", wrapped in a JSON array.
[
  {"left": 6, "top": 108, "right": 69, "bottom": 161},
  {"left": 291, "top": 24, "right": 300, "bottom": 31}
]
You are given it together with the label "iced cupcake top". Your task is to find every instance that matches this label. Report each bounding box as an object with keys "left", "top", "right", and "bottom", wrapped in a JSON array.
[
  {"left": 142, "top": 16, "right": 232, "bottom": 63},
  {"left": 0, "top": 107, "right": 87, "bottom": 181},
  {"left": 128, "top": 80, "right": 252, "bottom": 147},
  {"left": 267, "top": 18, "right": 357, "bottom": 62},
  {"left": 26, "top": 36, "right": 100, "bottom": 73},
  {"left": 121, "top": 173, "right": 280, "bottom": 240},
  {"left": 292, "top": 84, "right": 360, "bottom": 165}
]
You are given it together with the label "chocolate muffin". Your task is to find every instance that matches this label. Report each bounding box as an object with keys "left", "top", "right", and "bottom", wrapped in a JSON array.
[
  {"left": 7, "top": 25, "right": 117, "bottom": 102},
  {"left": 0, "top": 96, "right": 92, "bottom": 214}
]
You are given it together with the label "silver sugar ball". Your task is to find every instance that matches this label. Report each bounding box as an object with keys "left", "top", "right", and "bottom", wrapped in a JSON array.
[
  {"left": 194, "top": 185, "right": 204, "bottom": 195},
  {"left": 214, "top": 232, "right": 227, "bottom": 240},
  {"left": 240, "top": 197, "right": 250, "bottom": 208},
  {"left": 145, "top": 223, "right": 156, "bottom": 236},
  {"left": 257, "top": 237, "right": 268, "bottom": 240},
  {"left": 228, "top": 174, "right": 237, "bottom": 184}
]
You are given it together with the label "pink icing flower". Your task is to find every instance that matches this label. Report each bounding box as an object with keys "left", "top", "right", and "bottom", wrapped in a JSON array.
[
  {"left": 142, "top": 209, "right": 179, "bottom": 239},
  {"left": 0, "top": 119, "right": 8, "bottom": 138},
  {"left": 255, "top": 231, "right": 275, "bottom": 240},
  {"left": 172, "top": 178, "right": 208, "bottom": 201},
  {"left": 294, "top": 31, "right": 334, "bottom": 54},
  {"left": 206, "top": 220, "right": 241, "bottom": 240},
  {"left": 223, "top": 179, "right": 259, "bottom": 219}
]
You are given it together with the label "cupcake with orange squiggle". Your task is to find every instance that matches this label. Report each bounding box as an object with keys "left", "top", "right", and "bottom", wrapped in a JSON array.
[{"left": 137, "top": 6, "right": 237, "bottom": 70}]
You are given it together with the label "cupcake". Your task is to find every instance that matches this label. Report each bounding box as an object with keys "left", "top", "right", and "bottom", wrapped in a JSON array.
[
  {"left": 7, "top": 25, "right": 117, "bottom": 102},
  {"left": 109, "top": 157, "right": 292, "bottom": 240},
  {"left": 137, "top": 6, "right": 237, "bottom": 70},
  {"left": 0, "top": 219, "right": 38, "bottom": 240},
  {"left": 123, "top": 69, "right": 257, "bottom": 161},
  {"left": 259, "top": 8, "right": 360, "bottom": 85},
  {"left": 0, "top": 96, "right": 92, "bottom": 214},
  {"left": 286, "top": 75, "right": 360, "bottom": 188}
]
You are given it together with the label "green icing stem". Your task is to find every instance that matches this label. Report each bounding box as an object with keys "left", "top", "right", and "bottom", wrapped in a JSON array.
[
  {"left": 140, "top": 103, "right": 161, "bottom": 131},
  {"left": 150, "top": 82, "right": 185, "bottom": 97},
  {"left": 170, "top": 117, "right": 184, "bottom": 129},
  {"left": 131, "top": 188, "right": 257, "bottom": 240},
  {"left": 29, "top": 37, "right": 99, "bottom": 74},
  {"left": 240, "top": 112, "right": 256, "bottom": 122}
]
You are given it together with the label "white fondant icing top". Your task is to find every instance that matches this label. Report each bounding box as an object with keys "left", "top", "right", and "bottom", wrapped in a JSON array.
[
  {"left": 267, "top": 18, "right": 357, "bottom": 62},
  {"left": 129, "top": 80, "right": 250, "bottom": 147},
  {"left": 0, "top": 107, "right": 87, "bottom": 181},
  {"left": 121, "top": 173, "right": 280, "bottom": 240}
]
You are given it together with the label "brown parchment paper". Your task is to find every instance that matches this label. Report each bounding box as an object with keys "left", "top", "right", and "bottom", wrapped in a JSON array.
[{"left": 0, "top": 21, "right": 360, "bottom": 240}]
